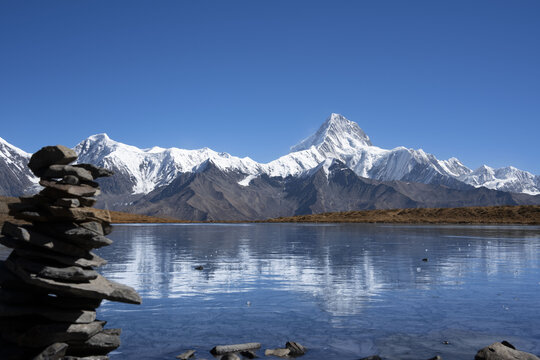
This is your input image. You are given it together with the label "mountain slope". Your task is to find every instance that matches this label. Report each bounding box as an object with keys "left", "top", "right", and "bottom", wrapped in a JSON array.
[
  {"left": 1, "top": 113, "right": 539, "bottom": 219},
  {"left": 114, "top": 159, "right": 540, "bottom": 221},
  {"left": 74, "top": 113, "right": 539, "bottom": 197},
  {"left": 0, "top": 137, "right": 37, "bottom": 196}
]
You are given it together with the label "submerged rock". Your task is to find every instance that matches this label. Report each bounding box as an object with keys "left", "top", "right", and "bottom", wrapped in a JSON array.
[
  {"left": 176, "top": 349, "right": 196, "bottom": 359},
  {"left": 221, "top": 354, "right": 241, "bottom": 360}
]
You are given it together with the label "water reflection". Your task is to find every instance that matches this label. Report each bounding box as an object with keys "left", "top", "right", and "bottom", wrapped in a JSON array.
[
  {"left": 98, "top": 225, "right": 540, "bottom": 312},
  {"left": 2, "top": 223, "right": 539, "bottom": 359}
]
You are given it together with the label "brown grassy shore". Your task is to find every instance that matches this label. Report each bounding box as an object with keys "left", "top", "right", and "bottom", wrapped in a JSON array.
[
  {"left": 1, "top": 196, "right": 539, "bottom": 225},
  {"left": 262, "top": 205, "right": 540, "bottom": 225},
  {"left": 0, "top": 196, "right": 188, "bottom": 225}
]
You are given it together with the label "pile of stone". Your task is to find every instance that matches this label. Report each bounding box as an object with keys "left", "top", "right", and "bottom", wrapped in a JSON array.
[{"left": 0, "top": 145, "right": 141, "bottom": 360}]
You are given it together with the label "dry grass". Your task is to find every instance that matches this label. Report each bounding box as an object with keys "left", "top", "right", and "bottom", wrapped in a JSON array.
[
  {"left": 0, "top": 196, "right": 186, "bottom": 225},
  {"left": 2, "top": 196, "right": 539, "bottom": 225},
  {"left": 263, "top": 205, "right": 540, "bottom": 225}
]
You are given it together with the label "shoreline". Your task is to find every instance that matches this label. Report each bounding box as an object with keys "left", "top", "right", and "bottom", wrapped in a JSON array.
[
  {"left": 1, "top": 197, "right": 539, "bottom": 225},
  {"left": 100, "top": 205, "right": 540, "bottom": 225}
]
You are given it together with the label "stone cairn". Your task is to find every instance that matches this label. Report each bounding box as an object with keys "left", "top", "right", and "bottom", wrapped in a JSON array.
[{"left": 0, "top": 145, "right": 141, "bottom": 360}]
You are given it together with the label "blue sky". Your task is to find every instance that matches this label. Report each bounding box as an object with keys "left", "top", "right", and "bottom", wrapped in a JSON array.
[{"left": 1, "top": 1, "right": 539, "bottom": 173}]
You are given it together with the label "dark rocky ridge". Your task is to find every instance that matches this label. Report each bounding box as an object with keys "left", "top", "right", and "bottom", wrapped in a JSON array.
[{"left": 110, "top": 160, "right": 540, "bottom": 221}]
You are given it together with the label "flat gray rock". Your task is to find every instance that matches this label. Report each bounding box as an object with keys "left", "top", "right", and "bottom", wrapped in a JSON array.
[
  {"left": 0, "top": 287, "right": 103, "bottom": 311},
  {"left": 11, "top": 255, "right": 99, "bottom": 282},
  {"left": 264, "top": 348, "right": 290, "bottom": 357},
  {"left": 1, "top": 236, "right": 106, "bottom": 268},
  {"left": 3, "top": 320, "right": 105, "bottom": 347},
  {"left": 79, "top": 221, "right": 106, "bottom": 236},
  {"left": 34, "top": 222, "right": 112, "bottom": 250},
  {"left": 43, "top": 165, "right": 94, "bottom": 182},
  {"left": 32, "top": 342, "right": 68, "bottom": 360},
  {"left": 39, "top": 180, "right": 100, "bottom": 198},
  {"left": 66, "top": 328, "right": 121, "bottom": 356},
  {"left": 5, "top": 258, "right": 142, "bottom": 304},
  {"left": 28, "top": 145, "right": 77, "bottom": 177},
  {"left": 211, "top": 343, "right": 261, "bottom": 355},
  {"left": 1, "top": 223, "right": 88, "bottom": 258},
  {"left": 73, "top": 164, "right": 113, "bottom": 179},
  {"left": 0, "top": 302, "right": 96, "bottom": 323},
  {"left": 475, "top": 342, "right": 540, "bottom": 360},
  {"left": 55, "top": 198, "right": 81, "bottom": 208},
  {"left": 43, "top": 206, "right": 110, "bottom": 225}
]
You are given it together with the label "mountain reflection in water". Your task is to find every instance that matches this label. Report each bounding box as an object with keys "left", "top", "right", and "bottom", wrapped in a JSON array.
[{"left": 2, "top": 223, "right": 539, "bottom": 359}]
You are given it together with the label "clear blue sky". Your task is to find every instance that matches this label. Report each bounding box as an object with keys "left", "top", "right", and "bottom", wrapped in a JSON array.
[{"left": 1, "top": 1, "right": 539, "bottom": 173}]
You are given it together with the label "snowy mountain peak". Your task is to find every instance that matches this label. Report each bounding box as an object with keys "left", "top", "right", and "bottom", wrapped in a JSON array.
[
  {"left": 0, "top": 136, "right": 31, "bottom": 157},
  {"left": 86, "top": 133, "right": 114, "bottom": 144},
  {"left": 291, "top": 113, "right": 372, "bottom": 154}
]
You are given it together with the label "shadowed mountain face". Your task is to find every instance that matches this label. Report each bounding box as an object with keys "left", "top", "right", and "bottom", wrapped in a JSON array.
[{"left": 105, "top": 160, "right": 539, "bottom": 221}]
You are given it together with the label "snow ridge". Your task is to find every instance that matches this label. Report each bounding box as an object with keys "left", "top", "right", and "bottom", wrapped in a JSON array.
[
  {"left": 70, "top": 115, "right": 540, "bottom": 196},
  {"left": 2, "top": 114, "right": 538, "bottom": 196}
]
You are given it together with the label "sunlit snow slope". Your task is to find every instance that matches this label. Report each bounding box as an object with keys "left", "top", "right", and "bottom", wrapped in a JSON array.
[{"left": 1, "top": 114, "right": 538, "bottom": 196}]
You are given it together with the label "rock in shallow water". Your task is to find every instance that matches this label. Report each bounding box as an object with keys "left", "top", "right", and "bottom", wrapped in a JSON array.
[
  {"left": 210, "top": 343, "right": 261, "bottom": 355},
  {"left": 176, "top": 349, "right": 196, "bottom": 359},
  {"left": 475, "top": 342, "right": 540, "bottom": 360},
  {"left": 265, "top": 348, "right": 290, "bottom": 357},
  {"left": 286, "top": 341, "right": 307, "bottom": 356}
]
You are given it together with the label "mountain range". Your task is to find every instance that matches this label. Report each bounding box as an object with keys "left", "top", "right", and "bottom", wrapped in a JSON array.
[{"left": 1, "top": 113, "right": 539, "bottom": 220}]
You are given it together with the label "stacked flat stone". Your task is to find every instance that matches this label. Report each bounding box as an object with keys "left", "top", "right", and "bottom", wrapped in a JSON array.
[{"left": 0, "top": 145, "right": 141, "bottom": 360}]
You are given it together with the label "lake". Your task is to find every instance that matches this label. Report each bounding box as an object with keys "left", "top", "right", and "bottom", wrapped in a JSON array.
[
  {"left": 93, "top": 223, "right": 540, "bottom": 360},
  {"left": 2, "top": 223, "right": 540, "bottom": 359}
]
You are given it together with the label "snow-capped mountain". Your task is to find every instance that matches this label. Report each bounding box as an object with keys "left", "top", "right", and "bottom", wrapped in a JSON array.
[
  {"left": 1, "top": 113, "right": 539, "bottom": 200},
  {"left": 0, "top": 137, "right": 38, "bottom": 196},
  {"left": 75, "top": 134, "right": 261, "bottom": 194},
  {"left": 265, "top": 113, "right": 475, "bottom": 186},
  {"left": 460, "top": 165, "right": 540, "bottom": 195}
]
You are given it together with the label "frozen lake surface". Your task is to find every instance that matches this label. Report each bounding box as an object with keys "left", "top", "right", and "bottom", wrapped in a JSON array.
[{"left": 89, "top": 224, "right": 538, "bottom": 359}]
